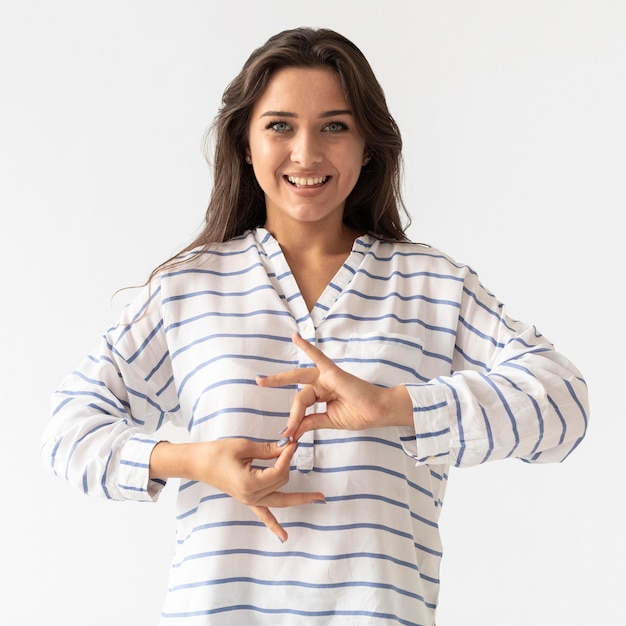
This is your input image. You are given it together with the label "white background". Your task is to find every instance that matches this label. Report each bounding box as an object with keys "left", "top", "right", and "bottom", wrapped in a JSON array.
[{"left": 2, "top": 1, "right": 624, "bottom": 624}]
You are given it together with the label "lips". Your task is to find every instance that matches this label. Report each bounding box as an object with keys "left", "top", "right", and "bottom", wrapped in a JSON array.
[{"left": 287, "top": 175, "right": 329, "bottom": 187}]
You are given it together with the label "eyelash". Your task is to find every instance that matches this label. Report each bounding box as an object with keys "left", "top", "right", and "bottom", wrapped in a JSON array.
[{"left": 265, "top": 120, "right": 349, "bottom": 134}]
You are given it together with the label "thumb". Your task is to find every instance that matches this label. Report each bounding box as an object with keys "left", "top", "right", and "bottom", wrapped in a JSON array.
[{"left": 248, "top": 439, "right": 296, "bottom": 462}]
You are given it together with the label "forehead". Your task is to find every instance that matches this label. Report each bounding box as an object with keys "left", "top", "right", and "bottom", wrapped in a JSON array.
[{"left": 252, "top": 66, "right": 350, "bottom": 113}]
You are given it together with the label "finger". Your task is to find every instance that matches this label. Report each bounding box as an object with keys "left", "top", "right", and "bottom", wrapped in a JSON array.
[
  {"left": 248, "top": 505, "right": 287, "bottom": 543},
  {"left": 246, "top": 439, "right": 294, "bottom": 462},
  {"left": 250, "top": 444, "right": 325, "bottom": 503},
  {"left": 246, "top": 442, "right": 301, "bottom": 501},
  {"left": 248, "top": 490, "right": 327, "bottom": 543},
  {"left": 291, "top": 412, "right": 334, "bottom": 440},
  {"left": 283, "top": 384, "right": 319, "bottom": 436},
  {"left": 260, "top": 490, "right": 326, "bottom": 508},
  {"left": 271, "top": 440, "right": 298, "bottom": 472},
  {"left": 291, "top": 332, "right": 335, "bottom": 370},
  {"left": 256, "top": 367, "right": 318, "bottom": 389}
]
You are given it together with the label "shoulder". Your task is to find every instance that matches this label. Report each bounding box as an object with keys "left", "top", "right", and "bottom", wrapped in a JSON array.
[
  {"left": 184, "top": 230, "right": 260, "bottom": 263},
  {"left": 157, "top": 230, "right": 261, "bottom": 276},
  {"left": 365, "top": 237, "right": 474, "bottom": 279}
]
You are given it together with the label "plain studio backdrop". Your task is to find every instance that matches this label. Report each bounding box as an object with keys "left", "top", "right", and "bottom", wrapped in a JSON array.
[{"left": 2, "top": 1, "right": 623, "bottom": 624}]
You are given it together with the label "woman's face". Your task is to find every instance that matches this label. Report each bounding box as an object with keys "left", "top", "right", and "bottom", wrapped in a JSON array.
[{"left": 247, "top": 66, "right": 367, "bottom": 236}]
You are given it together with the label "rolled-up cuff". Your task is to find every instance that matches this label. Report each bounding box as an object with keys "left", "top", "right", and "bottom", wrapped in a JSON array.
[
  {"left": 118, "top": 435, "right": 166, "bottom": 501},
  {"left": 401, "top": 383, "right": 454, "bottom": 465}
]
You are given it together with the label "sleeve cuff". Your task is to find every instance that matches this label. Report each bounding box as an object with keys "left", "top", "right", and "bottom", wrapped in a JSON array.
[
  {"left": 117, "top": 435, "right": 166, "bottom": 502},
  {"left": 400, "top": 383, "right": 454, "bottom": 465}
]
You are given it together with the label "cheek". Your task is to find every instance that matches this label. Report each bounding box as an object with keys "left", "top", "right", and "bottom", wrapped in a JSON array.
[
  {"left": 251, "top": 144, "right": 285, "bottom": 174},
  {"left": 338, "top": 142, "right": 366, "bottom": 174},
  {"left": 340, "top": 154, "right": 366, "bottom": 185}
]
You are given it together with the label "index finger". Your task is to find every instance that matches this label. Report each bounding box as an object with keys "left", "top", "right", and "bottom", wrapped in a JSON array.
[
  {"left": 255, "top": 334, "right": 333, "bottom": 390},
  {"left": 291, "top": 333, "right": 333, "bottom": 369},
  {"left": 256, "top": 367, "right": 317, "bottom": 389}
]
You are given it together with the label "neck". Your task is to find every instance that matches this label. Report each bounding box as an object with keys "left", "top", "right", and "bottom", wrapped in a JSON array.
[
  {"left": 263, "top": 219, "right": 362, "bottom": 312},
  {"left": 264, "top": 217, "right": 360, "bottom": 261}
]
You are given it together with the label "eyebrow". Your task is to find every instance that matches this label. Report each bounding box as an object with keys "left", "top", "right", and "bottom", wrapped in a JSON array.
[{"left": 260, "top": 109, "right": 353, "bottom": 118}]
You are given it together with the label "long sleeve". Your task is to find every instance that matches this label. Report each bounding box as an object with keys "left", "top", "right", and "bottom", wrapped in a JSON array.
[
  {"left": 41, "top": 280, "right": 183, "bottom": 501},
  {"left": 38, "top": 230, "right": 590, "bottom": 624},
  {"left": 402, "top": 266, "right": 589, "bottom": 467}
]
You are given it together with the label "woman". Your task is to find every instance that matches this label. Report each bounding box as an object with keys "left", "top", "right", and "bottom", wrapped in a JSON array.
[{"left": 42, "top": 28, "right": 589, "bottom": 625}]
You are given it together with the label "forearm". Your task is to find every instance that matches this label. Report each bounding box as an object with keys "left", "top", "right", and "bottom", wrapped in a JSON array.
[
  {"left": 403, "top": 350, "right": 588, "bottom": 467},
  {"left": 383, "top": 385, "right": 415, "bottom": 428},
  {"left": 41, "top": 408, "right": 164, "bottom": 501},
  {"left": 149, "top": 441, "right": 202, "bottom": 481}
]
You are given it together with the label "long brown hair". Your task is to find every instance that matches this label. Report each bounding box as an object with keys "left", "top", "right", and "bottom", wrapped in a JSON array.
[{"left": 152, "top": 27, "right": 409, "bottom": 278}]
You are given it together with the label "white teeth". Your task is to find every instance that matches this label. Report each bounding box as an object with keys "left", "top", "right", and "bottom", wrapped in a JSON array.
[{"left": 288, "top": 176, "right": 327, "bottom": 186}]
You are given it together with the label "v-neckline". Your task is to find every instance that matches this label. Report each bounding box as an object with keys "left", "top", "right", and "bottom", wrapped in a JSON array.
[{"left": 255, "top": 228, "right": 373, "bottom": 328}]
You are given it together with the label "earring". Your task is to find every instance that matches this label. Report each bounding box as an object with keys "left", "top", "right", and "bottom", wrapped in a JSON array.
[
  {"left": 363, "top": 154, "right": 371, "bottom": 166},
  {"left": 245, "top": 155, "right": 252, "bottom": 164}
]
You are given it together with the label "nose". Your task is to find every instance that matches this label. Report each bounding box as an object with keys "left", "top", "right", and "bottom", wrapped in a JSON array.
[{"left": 290, "top": 129, "right": 323, "bottom": 167}]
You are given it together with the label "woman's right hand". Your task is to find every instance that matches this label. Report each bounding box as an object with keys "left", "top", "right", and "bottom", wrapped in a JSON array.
[{"left": 150, "top": 438, "right": 324, "bottom": 543}]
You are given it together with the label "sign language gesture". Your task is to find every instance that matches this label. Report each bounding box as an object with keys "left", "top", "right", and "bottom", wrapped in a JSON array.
[
  {"left": 150, "top": 437, "right": 324, "bottom": 543},
  {"left": 257, "top": 333, "right": 413, "bottom": 442}
]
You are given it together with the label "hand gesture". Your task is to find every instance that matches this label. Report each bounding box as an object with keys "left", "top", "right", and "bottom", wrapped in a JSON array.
[
  {"left": 151, "top": 437, "right": 324, "bottom": 543},
  {"left": 256, "top": 333, "right": 413, "bottom": 441}
]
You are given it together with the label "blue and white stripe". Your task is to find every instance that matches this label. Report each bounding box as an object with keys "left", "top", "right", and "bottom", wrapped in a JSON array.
[{"left": 42, "top": 227, "right": 588, "bottom": 625}]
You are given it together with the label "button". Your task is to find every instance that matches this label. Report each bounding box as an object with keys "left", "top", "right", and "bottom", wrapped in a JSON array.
[{"left": 301, "top": 320, "right": 315, "bottom": 336}]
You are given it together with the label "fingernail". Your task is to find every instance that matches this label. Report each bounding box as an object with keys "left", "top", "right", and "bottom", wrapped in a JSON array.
[
  {"left": 277, "top": 437, "right": 290, "bottom": 448},
  {"left": 279, "top": 427, "right": 288, "bottom": 434},
  {"left": 314, "top": 499, "right": 326, "bottom": 504},
  {"left": 276, "top": 534, "right": 285, "bottom": 544},
  {"left": 257, "top": 374, "right": 268, "bottom": 379}
]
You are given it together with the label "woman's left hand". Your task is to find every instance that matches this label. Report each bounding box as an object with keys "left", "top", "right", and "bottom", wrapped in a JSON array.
[{"left": 256, "top": 333, "right": 413, "bottom": 441}]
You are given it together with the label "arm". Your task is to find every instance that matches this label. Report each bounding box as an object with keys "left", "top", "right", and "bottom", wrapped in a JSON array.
[
  {"left": 41, "top": 282, "right": 181, "bottom": 501},
  {"left": 414, "top": 268, "right": 589, "bottom": 467},
  {"left": 402, "top": 326, "right": 588, "bottom": 467},
  {"left": 258, "top": 278, "right": 589, "bottom": 468},
  {"left": 41, "top": 281, "right": 322, "bottom": 540}
]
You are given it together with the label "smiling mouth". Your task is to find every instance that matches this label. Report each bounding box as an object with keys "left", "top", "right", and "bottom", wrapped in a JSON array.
[{"left": 286, "top": 175, "right": 329, "bottom": 187}]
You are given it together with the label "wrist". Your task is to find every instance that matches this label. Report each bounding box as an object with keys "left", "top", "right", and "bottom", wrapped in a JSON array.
[
  {"left": 149, "top": 441, "right": 199, "bottom": 480},
  {"left": 384, "top": 385, "right": 414, "bottom": 427}
]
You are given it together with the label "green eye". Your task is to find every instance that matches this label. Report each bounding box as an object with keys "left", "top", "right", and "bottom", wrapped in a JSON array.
[
  {"left": 268, "top": 121, "right": 290, "bottom": 132},
  {"left": 325, "top": 121, "right": 348, "bottom": 133}
]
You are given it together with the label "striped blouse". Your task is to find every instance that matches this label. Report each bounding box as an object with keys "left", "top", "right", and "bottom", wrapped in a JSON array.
[{"left": 42, "top": 227, "right": 588, "bottom": 626}]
